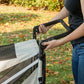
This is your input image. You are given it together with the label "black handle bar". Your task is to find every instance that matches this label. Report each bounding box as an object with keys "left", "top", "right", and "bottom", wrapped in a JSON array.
[
  {"left": 33, "top": 19, "right": 73, "bottom": 49},
  {"left": 33, "top": 19, "right": 72, "bottom": 39},
  {"left": 40, "top": 30, "right": 73, "bottom": 49}
]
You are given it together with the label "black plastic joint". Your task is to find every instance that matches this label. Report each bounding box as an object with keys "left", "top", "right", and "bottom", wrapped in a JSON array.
[
  {"left": 39, "top": 41, "right": 47, "bottom": 50},
  {"left": 33, "top": 26, "right": 39, "bottom": 39},
  {"left": 38, "top": 77, "right": 43, "bottom": 84}
]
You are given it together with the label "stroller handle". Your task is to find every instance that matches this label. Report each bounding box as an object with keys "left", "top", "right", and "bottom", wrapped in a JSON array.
[
  {"left": 33, "top": 19, "right": 71, "bottom": 39},
  {"left": 40, "top": 30, "right": 72, "bottom": 49},
  {"left": 33, "top": 19, "right": 73, "bottom": 49}
]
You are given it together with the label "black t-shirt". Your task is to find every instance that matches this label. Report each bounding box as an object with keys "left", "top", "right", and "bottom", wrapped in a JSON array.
[{"left": 64, "top": 0, "right": 84, "bottom": 44}]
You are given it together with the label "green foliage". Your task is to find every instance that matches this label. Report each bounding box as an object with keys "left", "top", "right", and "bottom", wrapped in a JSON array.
[
  {"left": 35, "top": 0, "right": 64, "bottom": 11},
  {"left": 0, "top": 5, "right": 73, "bottom": 84},
  {"left": 0, "top": 0, "right": 64, "bottom": 11},
  {"left": 0, "top": 0, "right": 10, "bottom": 4}
]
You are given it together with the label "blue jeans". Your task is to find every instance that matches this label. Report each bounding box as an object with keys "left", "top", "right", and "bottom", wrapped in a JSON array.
[{"left": 72, "top": 43, "right": 84, "bottom": 84}]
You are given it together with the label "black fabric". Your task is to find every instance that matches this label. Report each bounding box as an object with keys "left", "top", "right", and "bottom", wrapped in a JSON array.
[
  {"left": 33, "top": 19, "right": 70, "bottom": 39},
  {"left": 0, "top": 44, "right": 16, "bottom": 60},
  {"left": 0, "top": 55, "right": 38, "bottom": 84},
  {"left": 64, "top": 0, "right": 84, "bottom": 44}
]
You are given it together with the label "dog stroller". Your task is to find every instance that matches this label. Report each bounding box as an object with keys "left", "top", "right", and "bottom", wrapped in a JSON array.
[{"left": 0, "top": 19, "right": 72, "bottom": 84}]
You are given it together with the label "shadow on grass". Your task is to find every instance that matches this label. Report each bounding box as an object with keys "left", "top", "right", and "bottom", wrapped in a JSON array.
[
  {"left": 0, "top": 13, "right": 39, "bottom": 24},
  {"left": 0, "top": 28, "right": 34, "bottom": 45}
]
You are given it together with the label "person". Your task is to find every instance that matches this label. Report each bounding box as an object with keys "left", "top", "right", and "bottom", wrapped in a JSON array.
[{"left": 38, "top": 0, "right": 84, "bottom": 84}]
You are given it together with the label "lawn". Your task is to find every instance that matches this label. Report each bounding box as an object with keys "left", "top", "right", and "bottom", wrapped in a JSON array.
[{"left": 0, "top": 5, "right": 74, "bottom": 84}]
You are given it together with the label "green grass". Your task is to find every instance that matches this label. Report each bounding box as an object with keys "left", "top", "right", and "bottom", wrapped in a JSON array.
[{"left": 0, "top": 5, "right": 74, "bottom": 84}]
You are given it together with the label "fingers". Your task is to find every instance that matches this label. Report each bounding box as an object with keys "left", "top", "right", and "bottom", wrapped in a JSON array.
[
  {"left": 36, "top": 32, "right": 39, "bottom": 35},
  {"left": 36, "top": 24, "right": 44, "bottom": 35},
  {"left": 42, "top": 42, "right": 50, "bottom": 50},
  {"left": 42, "top": 40, "right": 56, "bottom": 50},
  {"left": 42, "top": 42, "right": 49, "bottom": 46},
  {"left": 39, "top": 24, "right": 43, "bottom": 33},
  {"left": 45, "top": 45, "right": 51, "bottom": 50},
  {"left": 39, "top": 24, "right": 46, "bottom": 34}
]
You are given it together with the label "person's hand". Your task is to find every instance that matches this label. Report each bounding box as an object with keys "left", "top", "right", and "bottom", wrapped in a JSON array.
[
  {"left": 38, "top": 24, "right": 50, "bottom": 34},
  {"left": 42, "top": 40, "right": 63, "bottom": 50}
]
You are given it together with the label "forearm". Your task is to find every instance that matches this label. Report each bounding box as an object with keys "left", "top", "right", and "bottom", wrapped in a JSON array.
[
  {"left": 61, "top": 0, "right": 84, "bottom": 44},
  {"left": 60, "top": 23, "right": 84, "bottom": 44},
  {"left": 47, "top": 7, "right": 68, "bottom": 29},
  {"left": 39, "top": 7, "right": 69, "bottom": 33},
  {"left": 50, "top": 7, "right": 68, "bottom": 21}
]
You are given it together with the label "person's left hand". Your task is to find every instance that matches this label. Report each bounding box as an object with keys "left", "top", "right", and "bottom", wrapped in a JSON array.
[{"left": 42, "top": 40, "right": 63, "bottom": 50}]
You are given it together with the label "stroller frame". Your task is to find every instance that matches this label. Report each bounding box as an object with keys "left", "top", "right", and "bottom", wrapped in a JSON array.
[
  {"left": 1, "top": 19, "right": 72, "bottom": 84},
  {"left": 33, "top": 19, "right": 72, "bottom": 84}
]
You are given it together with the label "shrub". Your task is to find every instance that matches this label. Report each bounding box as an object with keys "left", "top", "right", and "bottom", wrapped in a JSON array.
[
  {"left": 0, "top": 0, "right": 10, "bottom": 4},
  {"left": 0, "top": 0, "right": 64, "bottom": 11}
]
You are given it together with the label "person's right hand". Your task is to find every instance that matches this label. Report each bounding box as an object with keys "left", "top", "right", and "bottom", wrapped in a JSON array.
[{"left": 38, "top": 24, "right": 50, "bottom": 34}]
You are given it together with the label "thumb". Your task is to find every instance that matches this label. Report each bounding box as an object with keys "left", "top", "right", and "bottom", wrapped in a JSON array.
[{"left": 42, "top": 42, "right": 49, "bottom": 46}]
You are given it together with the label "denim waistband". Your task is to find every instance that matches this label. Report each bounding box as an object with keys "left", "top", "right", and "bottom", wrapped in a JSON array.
[{"left": 72, "top": 43, "right": 84, "bottom": 49}]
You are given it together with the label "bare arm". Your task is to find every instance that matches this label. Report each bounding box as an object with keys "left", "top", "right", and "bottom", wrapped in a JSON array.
[
  {"left": 43, "top": 0, "right": 84, "bottom": 50},
  {"left": 50, "top": 7, "right": 68, "bottom": 21},
  {"left": 39, "top": 7, "right": 68, "bottom": 33},
  {"left": 60, "top": 23, "right": 84, "bottom": 45},
  {"left": 58, "top": 0, "right": 84, "bottom": 45}
]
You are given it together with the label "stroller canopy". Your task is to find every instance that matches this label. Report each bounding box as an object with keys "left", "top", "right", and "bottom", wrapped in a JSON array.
[{"left": 0, "top": 39, "right": 40, "bottom": 84}]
